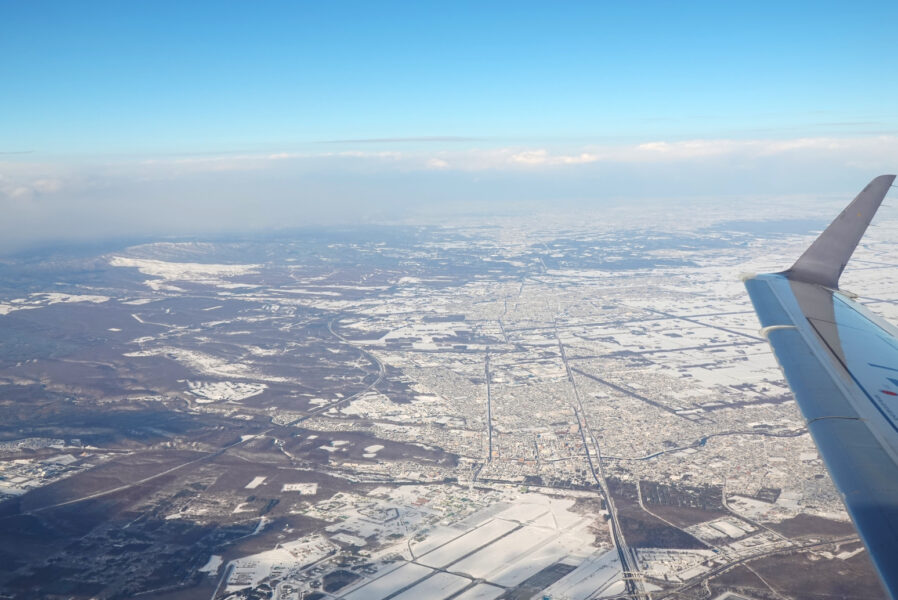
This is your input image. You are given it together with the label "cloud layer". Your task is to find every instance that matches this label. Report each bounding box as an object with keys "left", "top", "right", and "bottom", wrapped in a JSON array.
[{"left": 1, "top": 135, "right": 896, "bottom": 254}]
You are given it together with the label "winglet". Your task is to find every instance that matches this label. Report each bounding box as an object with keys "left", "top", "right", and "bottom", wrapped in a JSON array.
[{"left": 785, "top": 174, "right": 896, "bottom": 288}]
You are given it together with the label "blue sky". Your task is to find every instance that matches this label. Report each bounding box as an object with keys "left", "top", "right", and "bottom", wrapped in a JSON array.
[
  {"left": 1, "top": 1, "right": 898, "bottom": 250},
  {"left": 4, "top": 1, "right": 897, "bottom": 154}
]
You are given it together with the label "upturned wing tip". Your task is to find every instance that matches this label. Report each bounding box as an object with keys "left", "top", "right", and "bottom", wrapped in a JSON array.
[{"left": 786, "top": 174, "right": 896, "bottom": 288}]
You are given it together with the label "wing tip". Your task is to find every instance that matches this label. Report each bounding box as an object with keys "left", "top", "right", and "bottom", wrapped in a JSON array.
[{"left": 786, "top": 174, "right": 896, "bottom": 288}]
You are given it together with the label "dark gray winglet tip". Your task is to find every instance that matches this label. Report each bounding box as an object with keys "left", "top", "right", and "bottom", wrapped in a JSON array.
[{"left": 785, "top": 174, "right": 897, "bottom": 289}]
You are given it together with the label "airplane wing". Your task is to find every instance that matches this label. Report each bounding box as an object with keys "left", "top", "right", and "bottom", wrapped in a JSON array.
[{"left": 744, "top": 174, "right": 898, "bottom": 599}]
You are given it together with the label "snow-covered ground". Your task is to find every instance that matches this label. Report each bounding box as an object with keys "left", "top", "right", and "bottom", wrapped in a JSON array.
[
  {"left": 109, "top": 256, "right": 259, "bottom": 280},
  {"left": 187, "top": 380, "right": 268, "bottom": 403},
  {"left": 124, "top": 346, "right": 289, "bottom": 383},
  {"left": 0, "top": 292, "right": 110, "bottom": 315},
  {"left": 245, "top": 476, "right": 266, "bottom": 489},
  {"left": 282, "top": 483, "right": 318, "bottom": 494},
  {"left": 198, "top": 555, "right": 223, "bottom": 574}
]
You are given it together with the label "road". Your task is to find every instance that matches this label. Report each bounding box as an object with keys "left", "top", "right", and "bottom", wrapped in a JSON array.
[
  {"left": 655, "top": 535, "right": 860, "bottom": 600},
  {"left": 485, "top": 351, "right": 493, "bottom": 463},
  {"left": 572, "top": 366, "right": 688, "bottom": 420},
  {"left": 287, "top": 316, "right": 386, "bottom": 425},
  {"left": 603, "top": 428, "right": 806, "bottom": 462},
  {"left": 555, "top": 322, "right": 646, "bottom": 600},
  {"left": 5, "top": 430, "right": 271, "bottom": 517}
]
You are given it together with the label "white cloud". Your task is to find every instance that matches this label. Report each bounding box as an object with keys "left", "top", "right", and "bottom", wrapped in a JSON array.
[
  {"left": 1, "top": 134, "right": 896, "bottom": 253},
  {"left": 0, "top": 166, "right": 71, "bottom": 203},
  {"left": 426, "top": 158, "right": 450, "bottom": 169},
  {"left": 625, "top": 135, "right": 898, "bottom": 164},
  {"left": 31, "top": 178, "right": 63, "bottom": 193},
  {"left": 632, "top": 139, "right": 739, "bottom": 158},
  {"left": 509, "top": 149, "right": 602, "bottom": 166},
  {"left": 415, "top": 135, "right": 898, "bottom": 170},
  {"left": 330, "top": 150, "right": 403, "bottom": 160},
  {"left": 47, "top": 134, "right": 892, "bottom": 178}
]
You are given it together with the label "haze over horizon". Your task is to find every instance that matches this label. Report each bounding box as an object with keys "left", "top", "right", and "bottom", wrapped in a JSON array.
[{"left": 2, "top": 1, "right": 897, "bottom": 252}]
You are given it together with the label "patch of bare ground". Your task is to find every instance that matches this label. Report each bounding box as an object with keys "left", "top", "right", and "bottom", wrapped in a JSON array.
[
  {"left": 764, "top": 513, "right": 856, "bottom": 538},
  {"left": 281, "top": 428, "right": 457, "bottom": 467},
  {"left": 746, "top": 547, "right": 886, "bottom": 600},
  {"left": 569, "top": 496, "right": 612, "bottom": 547},
  {"left": 708, "top": 564, "right": 774, "bottom": 599},
  {"left": 646, "top": 503, "right": 729, "bottom": 528},
  {"left": 638, "top": 480, "right": 728, "bottom": 527},
  {"left": 220, "top": 513, "right": 329, "bottom": 560},
  {"left": 129, "top": 578, "right": 219, "bottom": 600},
  {"left": 608, "top": 478, "right": 707, "bottom": 549}
]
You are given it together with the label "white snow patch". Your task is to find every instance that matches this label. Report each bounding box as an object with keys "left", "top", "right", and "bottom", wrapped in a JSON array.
[
  {"left": 188, "top": 380, "right": 267, "bottom": 403},
  {"left": 199, "top": 555, "right": 222, "bottom": 574},
  {"left": 125, "top": 347, "right": 288, "bottom": 383},
  {"left": 245, "top": 476, "right": 266, "bottom": 489},
  {"left": 42, "top": 454, "right": 77, "bottom": 465},
  {"left": 282, "top": 483, "right": 318, "bottom": 494},
  {"left": 391, "top": 572, "right": 469, "bottom": 600},
  {"left": 540, "top": 550, "right": 623, "bottom": 600},
  {"left": 252, "top": 517, "right": 269, "bottom": 535},
  {"left": 331, "top": 532, "right": 367, "bottom": 546},
  {"left": 32, "top": 292, "right": 110, "bottom": 305},
  {"left": 1, "top": 293, "right": 109, "bottom": 314},
  {"left": 451, "top": 583, "right": 505, "bottom": 600},
  {"left": 0, "top": 482, "right": 27, "bottom": 496},
  {"left": 110, "top": 256, "right": 258, "bottom": 279},
  {"left": 224, "top": 535, "right": 335, "bottom": 591},
  {"left": 343, "top": 563, "right": 433, "bottom": 600}
]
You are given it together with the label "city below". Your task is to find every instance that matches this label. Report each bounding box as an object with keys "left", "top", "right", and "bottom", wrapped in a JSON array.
[{"left": 0, "top": 200, "right": 893, "bottom": 600}]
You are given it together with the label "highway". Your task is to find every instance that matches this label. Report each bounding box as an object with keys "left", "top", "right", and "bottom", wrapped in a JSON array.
[
  {"left": 555, "top": 323, "right": 646, "bottom": 600},
  {"left": 4, "top": 428, "right": 271, "bottom": 518},
  {"left": 287, "top": 316, "right": 386, "bottom": 425},
  {"left": 485, "top": 351, "right": 493, "bottom": 463}
]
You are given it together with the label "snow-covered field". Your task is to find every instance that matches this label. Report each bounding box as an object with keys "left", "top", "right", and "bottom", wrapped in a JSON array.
[
  {"left": 187, "top": 380, "right": 268, "bottom": 403},
  {"left": 417, "top": 519, "right": 517, "bottom": 568},
  {"left": 198, "top": 555, "right": 222, "bottom": 574},
  {"left": 451, "top": 583, "right": 505, "bottom": 600},
  {"left": 342, "top": 563, "right": 433, "bottom": 600},
  {"left": 123, "top": 346, "right": 290, "bottom": 383},
  {"left": 225, "top": 535, "right": 334, "bottom": 592},
  {"left": 0, "top": 292, "right": 110, "bottom": 315},
  {"left": 109, "top": 256, "right": 259, "bottom": 280},
  {"left": 245, "top": 476, "right": 266, "bottom": 489},
  {"left": 539, "top": 550, "right": 623, "bottom": 600},
  {"left": 389, "top": 572, "right": 470, "bottom": 600},
  {"left": 282, "top": 483, "right": 318, "bottom": 494},
  {"left": 450, "top": 526, "right": 558, "bottom": 582}
]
